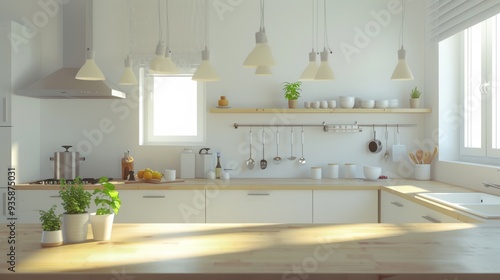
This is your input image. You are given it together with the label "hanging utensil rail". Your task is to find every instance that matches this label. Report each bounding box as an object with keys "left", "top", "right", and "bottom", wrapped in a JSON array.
[{"left": 233, "top": 122, "right": 416, "bottom": 132}]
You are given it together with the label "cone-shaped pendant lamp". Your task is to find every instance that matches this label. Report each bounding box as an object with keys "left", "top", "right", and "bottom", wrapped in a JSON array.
[
  {"left": 150, "top": 42, "right": 166, "bottom": 74},
  {"left": 76, "top": 0, "right": 105, "bottom": 81},
  {"left": 193, "top": 0, "right": 219, "bottom": 81},
  {"left": 300, "top": 0, "right": 319, "bottom": 81},
  {"left": 120, "top": 0, "right": 138, "bottom": 85},
  {"left": 391, "top": 0, "right": 413, "bottom": 80},
  {"left": 314, "top": 0, "right": 334, "bottom": 80},
  {"left": 120, "top": 56, "right": 138, "bottom": 85},
  {"left": 255, "top": 65, "right": 272, "bottom": 75},
  {"left": 159, "top": 0, "right": 179, "bottom": 74},
  {"left": 243, "top": 0, "right": 275, "bottom": 69},
  {"left": 315, "top": 47, "right": 335, "bottom": 80}
]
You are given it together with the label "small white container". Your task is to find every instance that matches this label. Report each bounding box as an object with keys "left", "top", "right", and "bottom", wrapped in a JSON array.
[
  {"left": 375, "top": 100, "right": 389, "bottom": 109},
  {"left": 165, "top": 169, "right": 176, "bottom": 181},
  {"left": 320, "top": 100, "right": 328, "bottom": 109},
  {"left": 339, "top": 96, "right": 355, "bottom": 108},
  {"left": 415, "top": 164, "right": 431, "bottom": 180},
  {"left": 304, "top": 101, "right": 311, "bottom": 109},
  {"left": 327, "top": 164, "right": 339, "bottom": 179},
  {"left": 311, "top": 101, "right": 320, "bottom": 109},
  {"left": 344, "top": 163, "right": 357, "bottom": 178},
  {"left": 328, "top": 100, "right": 336, "bottom": 109},
  {"left": 311, "top": 167, "right": 322, "bottom": 179},
  {"left": 360, "top": 99, "right": 375, "bottom": 108}
]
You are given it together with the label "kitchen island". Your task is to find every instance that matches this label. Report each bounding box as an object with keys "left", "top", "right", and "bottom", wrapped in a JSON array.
[{"left": 1, "top": 223, "right": 500, "bottom": 279}]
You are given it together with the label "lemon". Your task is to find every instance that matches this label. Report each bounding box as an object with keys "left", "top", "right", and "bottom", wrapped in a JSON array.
[
  {"left": 143, "top": 170, "right": 153, "bottom": 180},
  {"left": 152, "top": 171, "right": 162, "bottom": 180},
  {"left": 137, "top": 170, "right": 145, "bottom": 179}
]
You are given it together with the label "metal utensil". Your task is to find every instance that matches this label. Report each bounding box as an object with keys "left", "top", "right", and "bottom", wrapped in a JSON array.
[
  {"left": 384, "top": 125, "right": 390, "bottom": 159},
  {"left": 368, "top": 125, "right": 382, "bottom": 153},
  {"left": 260, "top": 129, "right": 267, "bottom": 169},
  {"left": 288, "top": 127, "right": 296, "bottom": 161},
  {"left": 273, "top": 128, "right": 282, "bottom": 165},
  {"left": 299, "top": 128, "right": 306, "bottom": 164},
  {"left": 246, "top": 128, "right": 255, "bottom": 170}
]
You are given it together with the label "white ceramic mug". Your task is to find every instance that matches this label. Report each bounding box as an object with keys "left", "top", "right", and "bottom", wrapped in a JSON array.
[{"left": 165, "top": 169, "right": 176, "bottom": 181}]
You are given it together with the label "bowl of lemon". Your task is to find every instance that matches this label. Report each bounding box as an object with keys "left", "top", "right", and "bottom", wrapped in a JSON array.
[{"left": 136, "top": 168, "right": 163, "bottom": 183}]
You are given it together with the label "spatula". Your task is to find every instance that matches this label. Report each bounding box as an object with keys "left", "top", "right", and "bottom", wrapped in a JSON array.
[{"left": 392, "top": 125, "right": 407, "bottom": 162}]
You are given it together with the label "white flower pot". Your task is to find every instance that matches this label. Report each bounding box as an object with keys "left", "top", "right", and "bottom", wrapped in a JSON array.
[
  {"left": 41, "top": 230, "right": 63, "bottom": 247},
  {"left": 62, "top": 213, "right": 89, "bottom": 244},
  {"left": 90, "top": 213, "right": 115, "bottom": 241}
]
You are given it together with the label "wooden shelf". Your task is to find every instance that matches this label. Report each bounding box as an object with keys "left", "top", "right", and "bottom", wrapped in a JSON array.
[{"left": 210, "top": 108, "right": 432, "bottom": 114}]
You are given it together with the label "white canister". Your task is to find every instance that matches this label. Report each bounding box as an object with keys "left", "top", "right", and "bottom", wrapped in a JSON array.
[
  {"left": 311, "top": 167, "right": 322, "bottom": 179},
  {"left": 344, "top": 163, "right": 357, "bottom": 178},
  {"left": 327, "top": 164, "right": 339, "bottom": 179},
  {"left": 180, "top": 148, "right": 195, "bottom": 179},
  {"left": 165, "top": 169, "right": 176, "bottom": 181},
  {"left": 415, "top": 164, "right": 431, "bottom": 180},
  {"left": 195, "top": 149, "right": 215, "bottom": 178}
]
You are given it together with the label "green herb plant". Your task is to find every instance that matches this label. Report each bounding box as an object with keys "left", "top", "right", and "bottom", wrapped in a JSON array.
[
  {"left": 59, "top": 177, "right": 92, "bottom": 214},
  {"left": 93, "top": 177, "right": 121, "bottom": 215},
  {"left": 411, "top": 87, "right": 422, "bottom": 98},
  {"left": 282, "top": 81, "right": 302, "bottom": 100},
  {"left": 39, "top": 204, "right": 62, "bottom": 231}
]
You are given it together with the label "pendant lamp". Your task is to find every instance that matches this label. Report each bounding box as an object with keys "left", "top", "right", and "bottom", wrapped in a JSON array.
[
  {"left": 120, "top": 0, "right": 138, "bottom": 85},
  {"left": 193, "top": 0, "right": 220, "bottom": 82},
  {"left": 255, "top": 65, "right": 272, "bottom": 75},
  {"left": 300, "top": 0, "right": 319, "bottom": 81},
  {"left": 391, "top": 0, "right": 413, "bottom": 80},
  {"left": 243, "top": 0, "right": 275, "bottom": 69},
  {"left": 314, "top": 0, "right": 334, "bottom": 80},
  {"left": 159, "top": 0, "right": 179, "bottom": 74},
  {"left": 76, "top": 0, "right": 105, "bottom": 81}
]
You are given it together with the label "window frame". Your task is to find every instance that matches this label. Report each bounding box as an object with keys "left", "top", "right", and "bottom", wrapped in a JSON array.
[{"left": 139, "top": 67, "right": 206, "bottom": 146}]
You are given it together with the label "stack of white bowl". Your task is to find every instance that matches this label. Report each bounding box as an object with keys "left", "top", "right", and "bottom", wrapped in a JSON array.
[
  {"left": 360, "top": 99, "right": 375, "bottom": 108},
  {"left": 339, "top": 96, "right": 355, "bottom": 109},
  {"left": 375, "top": 100, "right": 389, "bottom": 109}
]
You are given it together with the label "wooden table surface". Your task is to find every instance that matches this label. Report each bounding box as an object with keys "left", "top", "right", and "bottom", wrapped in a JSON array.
[{"left": 1, "top": 223, "right": 500, "bottom": 279}]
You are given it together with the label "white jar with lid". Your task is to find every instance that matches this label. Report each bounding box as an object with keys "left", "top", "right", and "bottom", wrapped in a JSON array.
[
  {"left": 310, "top": 167, "right": 322, "bottom": 180},
  {"left": 180, "top": 148, "right": 195, "bottom": 178}
]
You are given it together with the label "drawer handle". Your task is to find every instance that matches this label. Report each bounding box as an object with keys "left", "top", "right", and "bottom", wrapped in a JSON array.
[
  {"left": 142, "top": 195, "right": 166, "bottom": 199},
  {"left": 390, "top": 201, "right": 404, "bottom": 207},
  {"left": 247, "top": 193, "right": 270, "bottom": 196},
  {"left": 2, "top": 192, "right": 6, "bottom": 216},
  {"left": 49, "top": 195, "right": 61, "bottom": 198},
  {"left": 421, "top": 215, "right": 441, "bottom": 223},
  {"left": 2, "top": 97, "right": 6, "bottom": 123}
]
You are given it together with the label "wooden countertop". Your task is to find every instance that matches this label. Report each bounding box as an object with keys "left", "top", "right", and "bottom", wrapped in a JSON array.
[{"left": 1, "top": 223, "right": 500, "bottom": 279}]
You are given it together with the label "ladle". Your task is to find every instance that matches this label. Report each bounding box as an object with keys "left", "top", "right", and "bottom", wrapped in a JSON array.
[
  {"left": 260, "top": 129, "right": 267, "bottom": 169},
  {"left": 299, "top": 128, "right": 306, "bottom": 164},
  {"left": 288, "top": 127, "right": 296, "bottom": 161},
  {"left": 246, "top": 128, "right": 255, "bottom": 170},
  {"left": 273, "top": 128, "right": 282, "bottom": 165}
]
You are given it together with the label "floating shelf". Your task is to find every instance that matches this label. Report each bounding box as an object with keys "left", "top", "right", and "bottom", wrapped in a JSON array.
[{"left": 210, "top": 108, "right": 432, "bottom": 114}]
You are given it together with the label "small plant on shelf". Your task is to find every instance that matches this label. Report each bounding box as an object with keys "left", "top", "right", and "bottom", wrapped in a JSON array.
[
  {"left": 39, "top": 204, "right": 62, "bottom": 231},
  {"left": 282, "top": 81, "right": 302, "bottom": 109},
  {"left": 93, "top": 177, "right": 121, "bottom": 215},
  {"left": 410, "top": 87, "right": 421, "bottom": 99}
]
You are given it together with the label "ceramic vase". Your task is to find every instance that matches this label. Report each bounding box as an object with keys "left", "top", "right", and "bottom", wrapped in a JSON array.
[
  {"left": 62, "top": 212, "right": 89, "bottom": 244},
  {"left": 410, "top": 98, "right": 420, "bottom": 108},
  {"left": 90, "top": 213, "right": 115, "bottom": 241}
]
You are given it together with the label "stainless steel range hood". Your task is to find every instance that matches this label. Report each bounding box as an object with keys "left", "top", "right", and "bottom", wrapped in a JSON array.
[{"left": 16, "top": 68, "right": 126, "bottom": 99}]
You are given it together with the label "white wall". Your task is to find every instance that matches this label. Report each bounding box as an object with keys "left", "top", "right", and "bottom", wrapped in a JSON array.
[{"left": 9, "top": 0, "right": 428, "bottom": 180}]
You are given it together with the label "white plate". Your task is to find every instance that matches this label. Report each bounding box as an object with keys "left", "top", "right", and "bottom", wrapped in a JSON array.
[{"left": 216, "top": 106, "right": 231, "bottom": 108}]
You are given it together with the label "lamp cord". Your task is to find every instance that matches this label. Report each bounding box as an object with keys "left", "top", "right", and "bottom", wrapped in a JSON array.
[
  {"left": 323, "top": 0, "right": 331, "bottom": 53},
  {"left": 157, "top": 0, "right": 163, "bottom": 43},
  {"left": 260, "top": 0, "right": 265, "bottom": 31},
  {"left": 316, "top": 0, "right": 319, "bottom": 53},
  {"left": 399, "top": 0, "right": 405, "bottom": 48},
  {"left": 165, "top": 0, "right": 170, "bottom": 49},
  {"left": 205, "top": 0, "right": 209, "bottom": 49}
]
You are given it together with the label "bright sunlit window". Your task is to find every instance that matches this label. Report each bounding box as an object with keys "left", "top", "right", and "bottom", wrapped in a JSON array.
[
  {"left": 140, "top": 69, "right": 206, "bottom": 146},
  {"left": 460, "top": 14, "right": 500, "bottom": 160}
]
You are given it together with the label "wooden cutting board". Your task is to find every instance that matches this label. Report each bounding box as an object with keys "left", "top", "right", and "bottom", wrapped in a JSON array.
[{"left": 124, "top": 179, "right": 185, "bottom": 184}]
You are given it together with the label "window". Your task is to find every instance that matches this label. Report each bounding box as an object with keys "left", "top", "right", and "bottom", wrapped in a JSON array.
[
  {"left": 460, "top": 14, "right": 500, "bottom": 161},
  {"left": 139, "top": 68, "right": 206, "bottom": 146}
]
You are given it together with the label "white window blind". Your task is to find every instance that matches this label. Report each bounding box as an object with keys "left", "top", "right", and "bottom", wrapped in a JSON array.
[{"left": 426, "top": 0, "right": 500, "bottom": 46}]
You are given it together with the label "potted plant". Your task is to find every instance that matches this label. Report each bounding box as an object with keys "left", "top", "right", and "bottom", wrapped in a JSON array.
[
  {"left": 90, "top": 177, "right": 121, "bottom": 241},
  {"left": 282, "top": 81, "right": 302, "bottom": 109},
  {"left": 39, "top": 204, "right": 63, "bottom": 247},
  {"left": 410, "top": 87, "right": 421, "bottom": 108},
  {"left": 59, "top": 177, "right": 92, "bottom": 244}
]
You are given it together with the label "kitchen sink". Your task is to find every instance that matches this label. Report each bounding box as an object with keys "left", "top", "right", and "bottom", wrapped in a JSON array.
[{"left": 417, "top": 192, "right": 500, "bottom": 218}]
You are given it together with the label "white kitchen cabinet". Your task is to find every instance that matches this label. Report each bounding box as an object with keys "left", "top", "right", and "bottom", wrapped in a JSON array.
[
  {"left": 381, "top": 190, "right": 462, "bottom": 223},
  {"left": 205, "top": 190, "right": 312, "bottom": 223},
  {"left": 313, "top": 190, "right": 378, "bottom": 223},
  {"left": 114, "top": 190, "right": 205, "bottom": 223},
  {"left": 17, "top": 190, "right": 96, "bottom": 223}
]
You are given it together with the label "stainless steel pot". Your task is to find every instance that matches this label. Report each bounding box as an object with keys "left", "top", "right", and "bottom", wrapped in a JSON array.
[
  {"left": 368, "top": 127, "right": 382, "bottom": 153},
  {"left": 49, "top": 146, "right": 85, "bottom": 179}
]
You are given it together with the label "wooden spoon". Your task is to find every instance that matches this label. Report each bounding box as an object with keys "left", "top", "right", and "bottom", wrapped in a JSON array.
[
  {"left": 429, "top": 146, "right": 439, "bottom": 163},
  {"left": 409, "top": 152, "right": 418, "bottom": 164},
  {"left": 416, "top": 150, "right": 424, "bottom": 164},
  {"left": 423, "top": 150, "right": 431, "bottom": 164}
]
